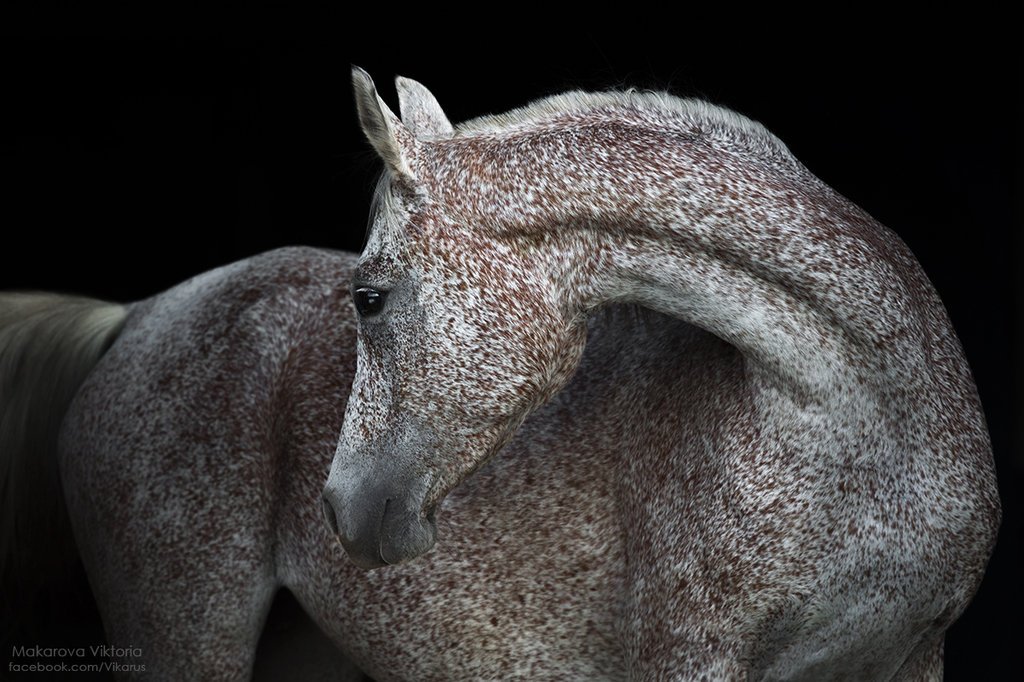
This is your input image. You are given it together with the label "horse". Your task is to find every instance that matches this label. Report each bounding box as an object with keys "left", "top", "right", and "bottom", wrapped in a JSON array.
[
  {"left": 0, "top": 69, "right": 999, "bottom": 680},
  {"left": 321, "top": 69, "right": 1002, "bottom": 678}
]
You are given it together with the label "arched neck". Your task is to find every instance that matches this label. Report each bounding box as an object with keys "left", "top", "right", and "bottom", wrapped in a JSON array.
[{"left": 444, "top": 122, "right": 930, "bottom": 409}]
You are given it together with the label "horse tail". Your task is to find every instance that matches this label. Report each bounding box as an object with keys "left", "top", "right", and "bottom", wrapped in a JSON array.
[{"left": 0, "top": 293, "right": 127, "bottom": 636}]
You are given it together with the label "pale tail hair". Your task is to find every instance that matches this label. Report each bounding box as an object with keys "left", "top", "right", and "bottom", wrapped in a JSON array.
[{"left": 0, "top": 293, "right": 127, "bottom": 632}]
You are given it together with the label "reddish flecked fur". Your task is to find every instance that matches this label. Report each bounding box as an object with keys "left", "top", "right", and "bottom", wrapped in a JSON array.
[{"left": 3, "top": 71, "right": 1000, "bottom": 680}]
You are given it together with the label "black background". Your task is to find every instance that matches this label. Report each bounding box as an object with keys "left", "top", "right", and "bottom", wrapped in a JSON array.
[{"left": 1, "top": 21, "right": 1020, "bottom": 680}]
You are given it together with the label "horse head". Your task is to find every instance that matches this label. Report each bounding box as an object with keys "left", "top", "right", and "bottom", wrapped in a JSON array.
[{"left": 321, "top": 69, "right": 589, "bottom": 568}]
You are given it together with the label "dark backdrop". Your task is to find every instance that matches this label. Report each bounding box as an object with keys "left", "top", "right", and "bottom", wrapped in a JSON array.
[{"left": 1, "top": 28, "right": 1019, "bottom": 679}]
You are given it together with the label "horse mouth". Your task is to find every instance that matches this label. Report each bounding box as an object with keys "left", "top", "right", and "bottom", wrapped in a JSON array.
[{"left": 377, "top": 503, "right": 438, "bottom": 567}]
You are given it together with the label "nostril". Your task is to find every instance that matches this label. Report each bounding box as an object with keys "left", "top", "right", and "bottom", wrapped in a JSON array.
[{"left": 322, "top": 495, "right": 339, "bottom": 536}]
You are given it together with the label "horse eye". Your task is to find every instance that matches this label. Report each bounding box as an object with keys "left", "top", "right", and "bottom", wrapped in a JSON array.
[{"left": 353, "top": 286, "right": 387, "bottom": 317}]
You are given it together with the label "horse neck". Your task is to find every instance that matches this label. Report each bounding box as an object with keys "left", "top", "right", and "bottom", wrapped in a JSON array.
[{"left": 442, "top": 116, "right": 941, "bottom": 412}]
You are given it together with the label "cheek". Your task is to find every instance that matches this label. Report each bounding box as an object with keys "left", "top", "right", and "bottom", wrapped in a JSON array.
[
  {"left": 416, "top": 330, "right": 522, "bottom": 423},
  {"left": 449, "top": 311, "right": 580, "bottom": 420}
]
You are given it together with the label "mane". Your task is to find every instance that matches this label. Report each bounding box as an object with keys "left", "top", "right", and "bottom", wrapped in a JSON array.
[{"left": 454, "top": 89, "right": 799, "bottom": 167}]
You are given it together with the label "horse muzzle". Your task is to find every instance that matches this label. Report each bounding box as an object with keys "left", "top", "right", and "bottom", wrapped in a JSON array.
[{"left": 321, "top": 480, "right": 437, "bottom": 569}]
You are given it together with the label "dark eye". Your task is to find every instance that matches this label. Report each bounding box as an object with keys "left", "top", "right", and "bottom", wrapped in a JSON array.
[{"left": 353, "top": 286, "right": 387, "bottom": 317}]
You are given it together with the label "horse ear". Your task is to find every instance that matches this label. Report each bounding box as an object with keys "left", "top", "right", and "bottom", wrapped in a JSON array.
[
  {"left": 352, "top": 66, "right": 419, "bottom": 180},
  {"left": 395, "top": 76, "right": 454, "bottom": 139}
]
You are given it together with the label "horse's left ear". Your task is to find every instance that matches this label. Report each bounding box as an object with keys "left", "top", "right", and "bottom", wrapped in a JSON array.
[
  {"left": 352, "top": 66, "right": 420, "bottom": 181},
  {"left": 396, "top": 76, "right": 454, "bottom": 139}
]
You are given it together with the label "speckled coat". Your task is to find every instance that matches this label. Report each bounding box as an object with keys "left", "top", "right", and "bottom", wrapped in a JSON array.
[{"left": 52, "top": 72, "right": 999, "bottom": 680}]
